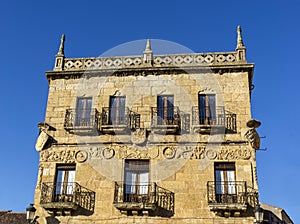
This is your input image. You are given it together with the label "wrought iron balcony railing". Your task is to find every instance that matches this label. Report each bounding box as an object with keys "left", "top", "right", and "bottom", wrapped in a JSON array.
[
  {"left": 100, "top": 107, "right": 140, "bottom": 133},
  {"left": 113, "top": 182, "right": 174, "bottom": 216},
  {"left": 151, "top": 106, "right": 180, "bottom": 133},
  {"left": 192, "top": 106, "right": 236, "bottom": 133},
  {"left": 40, "top": 182, "right": 95, "bottom": 214},
  {"left": 207, "top": 181, "right": 257, "bottom": 211},
  {"left": 64, "top": 108, "right": 100, "bottom": 132}
]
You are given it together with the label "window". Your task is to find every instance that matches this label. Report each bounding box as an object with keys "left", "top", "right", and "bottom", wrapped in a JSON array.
[
  {"left": 55, "top": 164, "right": 76, "bottom": 201},
  {"left": 124, "top": 160, "right": 149, "bottom": 202},
  {"left": 157, "top": 95, "right": 174, "bottom": 125},
  {"left": 214, "top": 163, "right": 236, "bottom": 202},
  {"left": 109, "top": 96, "right": 126, "bottom": 125},
  {"left": 75, "top": 97, "right": 92, "bottom": 126},
  {"left": 199, "top": 94, "right": 216, "bottom": 125}
]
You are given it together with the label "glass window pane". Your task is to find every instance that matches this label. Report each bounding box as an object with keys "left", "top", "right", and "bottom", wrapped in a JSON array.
[
  {"left": 55, "top": 170, "right": 65, "bottom": 194},
  {"left": 157, "top": 96, "right": 164, "bottom": 120},
  {"left": 66, "top": 170, "right": 76, "bottom": 194},
  {"left": 215, "top": 170, "right": 225, "bottom": 194},
  {"left": 208, "top": 95, "right": 216, "bottom": 120},
  {"left": 125, "top": 172, "right": 137, "bottom": 194},
  {"left": 139, "top": 172, "right": 149, "bottom": 194},
  {"left": 226, "top": 170, "right": 236, "bottom": 194},
  {"left": 199, "top": 95, "right": 206, "bottom": 123}
]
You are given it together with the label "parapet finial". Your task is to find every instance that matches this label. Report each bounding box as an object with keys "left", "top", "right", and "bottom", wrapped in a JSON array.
[
  {"left": 236, "top": 25, "right": 245, "bottom": 49},
  {"left": 144, "top": 39, "right": 152, "bottom": 53},
  {"left": 54, "top": 34, "right": 65, "bottom": 71},
  {"left": 235, "top": 26, "right": 246, "bottom": 62},
  {"left": 143, "top": 39, "right": 153, "bottom": 65},
  {"left": 57, "top": 34, "right": 65, "bottom": 56}
]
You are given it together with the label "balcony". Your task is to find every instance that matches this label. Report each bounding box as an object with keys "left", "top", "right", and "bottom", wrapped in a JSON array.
[
  {"left": 151, "top": 107, "right": 180, "bottom": 134},
  {"left": 64, "top": 109, "right": 100, "bottom": 134},
  {"left": 40, "top": 182, "right": 95, "bottom": 216},
  {"left": 207, "top": 181, "right": 258, "bottom": 217},
  {"left": 100, "top": 107, "right": 140, "bottom": 134},
  {"left": 192, "top": 106, "right": 236, "bottom": 134},
  {"left": 113, "top": 182, "right": 174, "bottom": 217}
]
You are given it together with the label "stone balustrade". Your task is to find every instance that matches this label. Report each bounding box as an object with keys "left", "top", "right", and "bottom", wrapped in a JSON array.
[{"left": 62, "top": 52, "right": 238, "bottom": 71}]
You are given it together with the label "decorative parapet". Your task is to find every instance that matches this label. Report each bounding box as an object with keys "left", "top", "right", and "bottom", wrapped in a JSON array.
[
  {"left": 61, "top": 52, "right": 240, "bottom": 71},
  {"left": 51, "top": 26, "right": 252, "bottom": 73}
]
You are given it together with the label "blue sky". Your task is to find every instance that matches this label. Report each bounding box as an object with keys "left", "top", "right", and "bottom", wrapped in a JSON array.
[{"left": 1, "top": 0, "right": 299, "bottom": 222}]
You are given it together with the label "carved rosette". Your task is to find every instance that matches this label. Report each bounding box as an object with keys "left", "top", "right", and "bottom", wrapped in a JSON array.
[
  {"left": 75, "top": 150, "right": 88, "bottom": 163},
  {"left": 102, "top": 147, "right": 115, "bottom": 159},
  {"left": 163, "top": 147, "right": 176, "bottom": 159}
]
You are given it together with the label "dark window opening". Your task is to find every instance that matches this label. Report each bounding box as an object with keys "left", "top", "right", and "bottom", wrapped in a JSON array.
[
  {"left": 157, "top": 95, "right": 174, "bottom": 125},
  {"left": 199, "top": 94, "right": 216, "bottom": 125}
]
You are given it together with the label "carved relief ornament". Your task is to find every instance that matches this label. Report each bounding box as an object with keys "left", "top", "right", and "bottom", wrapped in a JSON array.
[
  {"left": 117, "top": 145, "right": 159, "bottom": 159},
  {"left": 131, "top": 128, "right": 147, "bottom": 145},
  {"left": 40, "top": 147, "right": 116, "bottom": 163},
  {"left": 162, "top": 146, "right": 251, "bottom": 161},
  {"left": 40, "top": 145, "right": 252, "bottom": 164}
]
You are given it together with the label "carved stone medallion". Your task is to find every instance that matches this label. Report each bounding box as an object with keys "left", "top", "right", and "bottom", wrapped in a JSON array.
[
  {"left": 75, "top": 150, "right": 88, "bottom": 163},
  {"left": 131, "top": 129, "right": 147, "bottom": 145}
]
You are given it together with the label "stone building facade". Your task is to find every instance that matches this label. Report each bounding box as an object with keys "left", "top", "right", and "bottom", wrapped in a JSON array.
[
  {"left": 33, "top": 26, "right": 262, "bottom": 223},
  {"left": 260, "top": 203, "right": 294, "bottom": 224}
]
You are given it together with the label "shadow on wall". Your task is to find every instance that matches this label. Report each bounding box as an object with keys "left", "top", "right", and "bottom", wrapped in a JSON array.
[{"left": 45, "top": 216, "right": 60, "bottom": 224}]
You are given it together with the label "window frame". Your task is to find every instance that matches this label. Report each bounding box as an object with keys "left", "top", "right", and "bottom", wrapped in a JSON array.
[
  {"left": 214, "top": 162, "right": 236, "bottom": 196},
  {"left": 54, "top": 164, "right": 76, "bottom": 197},
  {"left": 75, "top": 97, "right": 93, "bottom": 126},
  {"left": 157, "top": 95, "right": 174, "bottom": 125},
  {"left": 124, "top": 160, "right": 150, "bottom": 200}
]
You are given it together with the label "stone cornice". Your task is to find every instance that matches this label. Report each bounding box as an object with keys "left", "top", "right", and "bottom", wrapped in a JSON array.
[{"left": 46, "top": 63, "right": 254, "bottom": 79}]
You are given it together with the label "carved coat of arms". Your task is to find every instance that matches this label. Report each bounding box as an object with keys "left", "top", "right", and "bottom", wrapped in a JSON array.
[{"left": 131, "top": 129, "right": 147, "bottom": 145}]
